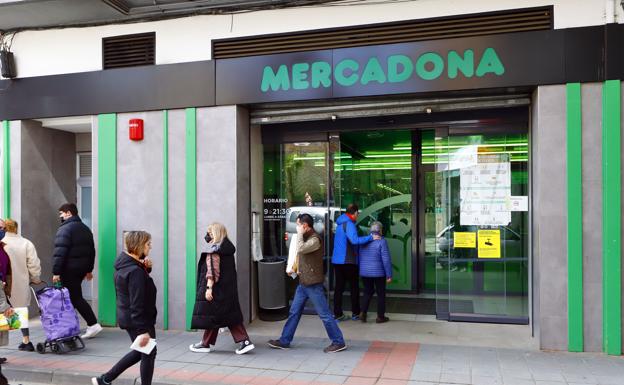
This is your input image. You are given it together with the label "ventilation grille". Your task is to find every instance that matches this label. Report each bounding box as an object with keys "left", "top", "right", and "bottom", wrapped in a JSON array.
[
  {"left": 213, "top": 6, "right": 552, "bottom": 59},
  {"left": 79, "top": 154, "right": 92, "bottom": 178},
  {"left": 103, "top": 32, "right": 155, "bottom": 69}
]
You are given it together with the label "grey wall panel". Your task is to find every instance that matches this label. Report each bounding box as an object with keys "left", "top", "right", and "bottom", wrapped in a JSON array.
[
  {"left": 167, "top": 109, "right": 187, "bottom": 330},
  {"left": 9, "top": 121, "right": 21, "bottom": 224},
  {"left": 249, "top": 124, "right": 264, "bottom": 321},
  {"left": 20, "top": 120, "right": 76, "bottom": 296},
  {"left": 116, "top": 111, "right": 165, "bottom": 329},
  {"left": 236, "top": 107, "right": 251, "bottom": 323},
  {"left": 581, "top": 83, "right": 603, "bottom": 352},
  {"left": 76, "top": 133, "right": 92, "bottom": 153},
  {"left": 532, "top": 85, "right": 568, "bottom": 350},
  {"left": 196, "top": 106, "right": 251, "bottom": 323},
  {"left": 621, "top": 82, "right": 624, "bottom": 352}
]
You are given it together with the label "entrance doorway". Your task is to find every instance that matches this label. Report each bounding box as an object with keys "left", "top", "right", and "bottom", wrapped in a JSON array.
[{"left": 261, "top": 114, "right": 529, "bottom": 324}]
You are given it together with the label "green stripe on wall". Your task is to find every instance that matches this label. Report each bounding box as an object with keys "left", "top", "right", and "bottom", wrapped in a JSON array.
[
  {"left": 566, "top": 83, "right": 583, "bottom": 352},
  {"left": 602, "top": 80, "right": 622, "bottom": 355},
  {"left": 185, "top": 108, "right": 197, "bottom": 331},
  {"left": 163, "top": 110, "right": 170, "bottom": 330},
  {"left": 97, "top": 114, "right": 117, "bottom": 327},
  {"left": 2, "top": 120, "right": 10, "bottom": 218}
]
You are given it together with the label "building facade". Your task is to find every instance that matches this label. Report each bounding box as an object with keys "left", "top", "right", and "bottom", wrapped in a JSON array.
[{"left": 0, "top": 0, "right": 623, "bottom": 354}]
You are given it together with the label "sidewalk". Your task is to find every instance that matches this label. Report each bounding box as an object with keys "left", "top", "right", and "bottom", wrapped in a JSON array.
[{"left": 2, "top": 316, "right": 624, "bottom": 385}]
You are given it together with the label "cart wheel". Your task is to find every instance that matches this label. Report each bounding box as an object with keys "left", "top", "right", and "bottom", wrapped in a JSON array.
[
  {"left": 57, "top": 342, "right": 69, "bottom": 354},
  {"left": 36, "top": 342, "right": 45, "bottom": 354},
  {"left": 51, "top": 343, "right": 60, "bottom": 353},
  {"left": 65, "top": 339, "right": 76, "bottom": 350}
]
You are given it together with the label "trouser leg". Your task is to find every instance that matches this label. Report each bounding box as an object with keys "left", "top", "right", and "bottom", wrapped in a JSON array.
[
  {"left": 229, "top": 323, "right": 250, "bottom": 343},
  {"left": 375, "top": 277, "right": 387, "bottom": 318},
  {"left": 62, "top": 275, "right": 98, "bottom": 326},
  {"left": 360, "top": 277, "right": 375, "bottom": 315},
  {"left": 202, "top": 329, "right": 218, "bottom": 346},
  {"left": 333, "top": 264, "right": 346, "bottom": 317},
  {"left": 346, "top": 264, "right": 360, "bottom": 315}
]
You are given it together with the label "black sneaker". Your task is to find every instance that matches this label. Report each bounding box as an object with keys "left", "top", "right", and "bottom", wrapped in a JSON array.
[
  {"left": 91, "top": 376, "right": 111, "bottom": 385},
  {"left": 334, "top": 314, "right": 346, "bottom": 322},
  {"left": 18, "top": 342, "right": 34, "bottom": 352},
  {"left": 235, "top": 340, "right": 255, "bottom": 355},
  {"left": 323, "top": 343, "right": 347, "bottom": 353},
  {"left": 0, "top": 357, "right": 6, "bottom": 364},
  {"left": 376, "top": 316, "right": 390, "bottom": 324},
  {"left": 267, "top": 339, "right": 290, "bottom": 350}
]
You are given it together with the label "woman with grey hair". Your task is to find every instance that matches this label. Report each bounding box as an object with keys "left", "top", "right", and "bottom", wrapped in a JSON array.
[{"left": 357, "top": 221, "right": 392, "bottom": 323}]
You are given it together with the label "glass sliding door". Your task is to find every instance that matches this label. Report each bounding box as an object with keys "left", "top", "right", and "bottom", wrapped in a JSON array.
[
  {"left": 428, "top": 128, "right": 529, "bottom": 323},
  {"left": 262, "top": 139, "right": 341, "bottom": 302}
]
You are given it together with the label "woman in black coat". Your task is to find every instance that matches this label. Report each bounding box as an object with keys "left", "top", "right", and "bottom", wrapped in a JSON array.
[
  {"left": 190, "top": 222, "right": 254, "bottom": 355},
  {"left": 92, "top": 231, "right": 157, "bottom": 385}
]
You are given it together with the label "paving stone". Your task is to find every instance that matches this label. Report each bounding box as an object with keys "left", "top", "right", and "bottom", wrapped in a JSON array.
[{"left": 439, "top": 372, "right": 471, "bottom": 384}]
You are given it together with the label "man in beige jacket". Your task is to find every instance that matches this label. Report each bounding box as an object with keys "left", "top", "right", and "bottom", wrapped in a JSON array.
[{"left": 0, "top": 219, "right": 41, "bottom": 352}]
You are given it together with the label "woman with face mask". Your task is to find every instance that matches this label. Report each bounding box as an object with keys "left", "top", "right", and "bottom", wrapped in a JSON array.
[{"left": 189, "top": 223, "right": 254, "bottom": 355}]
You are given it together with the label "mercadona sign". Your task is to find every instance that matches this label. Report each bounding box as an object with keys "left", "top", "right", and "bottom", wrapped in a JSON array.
[{"left": 260, "top": 48, "right": 505, "bottom": 92}]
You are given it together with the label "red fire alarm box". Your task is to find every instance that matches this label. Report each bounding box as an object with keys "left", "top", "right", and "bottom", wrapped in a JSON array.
[{"left": 129, "top": 119, "right": 144, "bottom": 141}]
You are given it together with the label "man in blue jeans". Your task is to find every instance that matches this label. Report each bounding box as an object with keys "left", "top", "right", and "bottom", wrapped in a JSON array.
[{"left": 268, "top": 214, "right": 346, "bottom": 353}]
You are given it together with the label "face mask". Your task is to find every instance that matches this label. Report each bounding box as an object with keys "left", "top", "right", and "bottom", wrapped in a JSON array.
[
  {"left": 0, "top": 230, "right": 5, "bottom": 240},
  {"left": 204, "top": 233, "right": 212, "bottom": 243}
]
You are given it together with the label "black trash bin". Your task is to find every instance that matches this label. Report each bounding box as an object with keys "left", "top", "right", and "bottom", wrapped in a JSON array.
[{"left": 257, "top": 257, "right": 288, "bottom": 321}]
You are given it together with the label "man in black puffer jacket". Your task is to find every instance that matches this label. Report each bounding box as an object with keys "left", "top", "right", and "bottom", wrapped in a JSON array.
[{"left": 52, "top": 203, "right": 102, "bottom": 339}]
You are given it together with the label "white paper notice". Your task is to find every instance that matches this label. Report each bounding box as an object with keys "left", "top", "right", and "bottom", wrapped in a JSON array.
[
  {"left": 130, "top": 337, "right": 157, "bottom": 355},
  {"left": 508, "top": 196, "right": 529, "bottom": 211},
  {"left": 460, "top": 155, "right": 511, "bottom": 226}
]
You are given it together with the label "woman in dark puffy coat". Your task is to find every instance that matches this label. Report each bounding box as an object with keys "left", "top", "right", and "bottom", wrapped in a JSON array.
[
  {"left": 190, "top": 223, "right": 254, "bottom": 355},
  {"left": 358, "top": 221, "right": 392, "bottom": 324},
  {"left": 92, "top": 231, "right": 157, "bottom": 385}
]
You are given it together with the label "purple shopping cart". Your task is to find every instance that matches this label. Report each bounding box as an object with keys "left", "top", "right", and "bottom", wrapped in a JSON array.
[{"left": 30, "top": 283, "right": 85, "bottom": 354}]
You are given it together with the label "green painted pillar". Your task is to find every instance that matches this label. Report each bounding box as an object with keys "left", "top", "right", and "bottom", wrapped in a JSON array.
[
  {"left": 602, "top": 80, "right": 622, "bottom": 355},
  {"left": 97, "top": 114, "right": 118, "bottom": 327},
  {"left": 566, "top": 83, "right": 583, "bottom": 352}
]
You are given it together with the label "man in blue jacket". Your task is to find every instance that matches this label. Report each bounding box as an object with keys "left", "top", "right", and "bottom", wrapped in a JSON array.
[{"left": 331, "top": 204, "right": 379, "bottom": 321}]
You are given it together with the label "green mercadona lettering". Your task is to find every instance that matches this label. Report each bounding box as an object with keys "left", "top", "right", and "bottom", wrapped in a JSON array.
[{"left": 261, "top": 48, "right": 505, "bottom": 92}]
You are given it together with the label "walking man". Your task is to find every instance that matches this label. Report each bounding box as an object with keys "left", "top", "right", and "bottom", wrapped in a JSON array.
[
  {"left": 52, "top": 203, "right": 102, "bottom": 339},
  {"left": 332, "top": 203, "right": 378, "bottom": 321},
  {"left": 268, "top": 214, "right": 346, "bottom": 353}
]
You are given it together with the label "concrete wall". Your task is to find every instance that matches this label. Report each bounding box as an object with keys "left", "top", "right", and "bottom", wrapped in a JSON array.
[
  {"left": 116, "top": 111, "right": 165, "bottom": 328},
  {"left": 19, "top": 120, "right": 76, "bottom": 289},
  {"left": 5, "top": 0, "right": 619, "bottom": 79},
  {"left": 581, "top": 83, "right": 603, "bottom": 352},
  {"left": 196, "top": 106, "right": 251, "bottom": 323},
  {"left": 167, "top": 109, "right": 187, "bottom": 330},
  {"left": 532, "top": 85, "right": 568, "bottom": 350},
  {"left": 76, "top": 133, "right": 92, "bottom": 153}
]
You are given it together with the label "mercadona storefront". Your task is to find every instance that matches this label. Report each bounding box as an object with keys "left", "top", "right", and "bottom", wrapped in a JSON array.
[{"left": 1, "top": 7, "right": 623, "bottom": 354}]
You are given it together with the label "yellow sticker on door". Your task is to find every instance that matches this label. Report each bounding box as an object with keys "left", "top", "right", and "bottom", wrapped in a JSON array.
[
  {"left": 454, "top": 232, "right": 476, "bottom": 248},
  {"left": 478, "top": 229, "right": 501, "bottom": 258}
]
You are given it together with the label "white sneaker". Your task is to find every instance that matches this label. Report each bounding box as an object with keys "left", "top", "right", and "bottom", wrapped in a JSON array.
[
  {"left": 235, "top": 340, "right": 255, "bottom": 355},
  {"left": 189, "top": 343, "right": 211, "bottom": 353},
  {"left": 81, "top": 323, "right": 103, "bottom": 339}
]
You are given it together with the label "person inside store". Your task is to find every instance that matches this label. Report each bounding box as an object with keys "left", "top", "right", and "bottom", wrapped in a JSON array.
[
  {"left": 358, "top": 221, "right": 392, "bottom": 323},
  {"left": 331, "top": 204, "right": 379, "bottom": 321},
  {"left": 189, "top": 222, "right": 255, "bottom": 355}
]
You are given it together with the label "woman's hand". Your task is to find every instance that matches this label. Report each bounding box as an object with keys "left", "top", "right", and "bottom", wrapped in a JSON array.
[
  {"left": 3, "top": 307, "right": 14, "bottom": 317},
  {"left": 386, "top": 277, "right": 392, "bottom": 283},
  {"left": 205, "top": 288, "right": 213, "bottom": 301},
  {"left": 138, "top": 333, "right": 151, "bottom": 347}
]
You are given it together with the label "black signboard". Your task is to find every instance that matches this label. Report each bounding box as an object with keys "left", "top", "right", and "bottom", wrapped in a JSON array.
[{"left": 216, "top": 29, "right": 571, "bottom": 105}]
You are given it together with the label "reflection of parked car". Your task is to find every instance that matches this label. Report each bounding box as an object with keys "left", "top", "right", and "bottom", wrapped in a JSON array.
[
  {"left": 436, "top": 225, "right": 522, "bottom": 257},
  {"left": 284, "top": 207, "right": 341, "bottom": 248}
]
